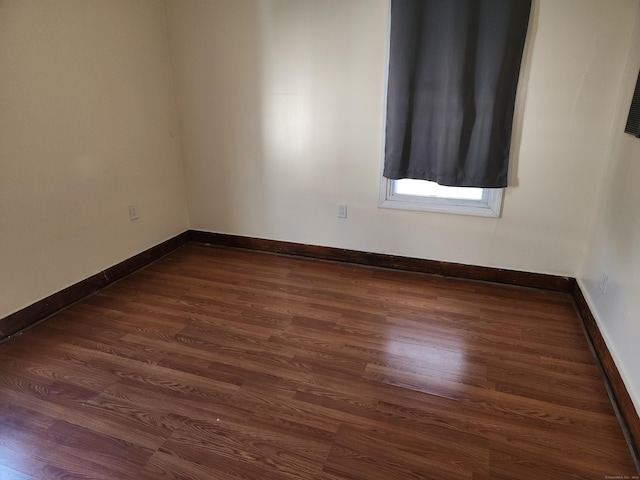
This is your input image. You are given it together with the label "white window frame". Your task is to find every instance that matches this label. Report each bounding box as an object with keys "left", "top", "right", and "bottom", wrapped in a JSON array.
[{"left": 378, "top": 178, "right": 504, "bottom": 217}]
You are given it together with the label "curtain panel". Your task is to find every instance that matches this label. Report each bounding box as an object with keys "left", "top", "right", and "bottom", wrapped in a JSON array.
[{"left": 383, "top": 0, "right": 532, "bottom": 188}]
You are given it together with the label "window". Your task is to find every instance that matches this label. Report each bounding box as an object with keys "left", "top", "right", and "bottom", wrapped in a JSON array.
[
  {"left": 378, "top": 0, "right": 531, "bottom": 218},
  {"left": 379, "top": 178, "right": 503, "bottom": 217}
]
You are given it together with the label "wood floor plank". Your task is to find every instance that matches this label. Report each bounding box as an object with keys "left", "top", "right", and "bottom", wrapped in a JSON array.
[{"left": 0, "top": 244, "right": 636, "bottom": 479}]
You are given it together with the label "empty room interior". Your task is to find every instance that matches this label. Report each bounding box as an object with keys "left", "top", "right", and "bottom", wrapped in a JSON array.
[{"left": 1, "top": 0, "right": 640, "bottom": 478}]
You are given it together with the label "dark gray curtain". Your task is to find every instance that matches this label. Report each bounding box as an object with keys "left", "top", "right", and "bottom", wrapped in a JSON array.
[{"left": 383, "top": 0, "right": 531, "bottom": 188}]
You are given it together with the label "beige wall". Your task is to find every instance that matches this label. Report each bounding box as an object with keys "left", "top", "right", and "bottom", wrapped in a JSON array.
[
  {"left": 580, "top": 3, "right": 640, "bottom": 417},
  {"left": 0, "top": 0, "right": 190, "bottom": 318},
  {"left": 165, "top": 0, "right": 636, "bottom": 276}
]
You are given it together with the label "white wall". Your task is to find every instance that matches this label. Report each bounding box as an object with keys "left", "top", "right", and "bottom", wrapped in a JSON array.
[
  {"left": 580, "top": 3, "right": 640, "bottom": 417},
  {"left": 165, "top": 0, "right": 636, "bottom": 277},
  {"left": 0, "top": 0, "right": 190, "bottom": 319}
]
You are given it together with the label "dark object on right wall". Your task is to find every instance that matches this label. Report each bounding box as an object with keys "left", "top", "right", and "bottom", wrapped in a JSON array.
[{"left": 624, "top": 69, "right": 640, "bottom": 137}]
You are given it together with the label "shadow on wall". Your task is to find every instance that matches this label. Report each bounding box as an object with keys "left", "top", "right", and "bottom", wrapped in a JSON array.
[
  {"left": 167, "top": 0, "right": 268, "bottom": 235},
  {"left": 508, "top": 0, "right": 540, "bottom": 188},
  {"left": 168, "top": 0, "right": 388, "bottom": 242},
  {"left": 257, "top": 0, "right": 317, "bottom": 240},
  {"left": 171, "top": 0, "right": 326, "bottom": 237}
]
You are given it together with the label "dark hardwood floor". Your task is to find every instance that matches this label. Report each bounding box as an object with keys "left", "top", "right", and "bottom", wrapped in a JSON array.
[{"left": 0, "top": 244, "right": 636, "bottom": 479}]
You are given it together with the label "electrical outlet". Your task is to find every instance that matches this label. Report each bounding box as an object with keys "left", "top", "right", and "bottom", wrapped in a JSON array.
[
  {"left": 128, "top": 204, "right": 139, "bottom": 221},
  {"left": 599, "top": 273, "right": 609, "bottom": 295},
  {"left": 338, "top": 203, "right": 347, "bottom": 218}
]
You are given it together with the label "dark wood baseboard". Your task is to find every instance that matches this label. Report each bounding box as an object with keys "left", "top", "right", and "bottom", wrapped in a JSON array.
[
  {"left": 190, "top": 230, "right": 575, "bottom": 293},
  {"left": 573, "top": 283, "right": 640, "bottom": 464},
  {"left": 0, "top": 232, "right": 189, "bottom": 341}
]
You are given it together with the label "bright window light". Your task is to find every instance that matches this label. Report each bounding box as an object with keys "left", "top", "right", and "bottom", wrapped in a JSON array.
[{"left": 393, "top": 179, "right": 483, "bottom": 200}]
